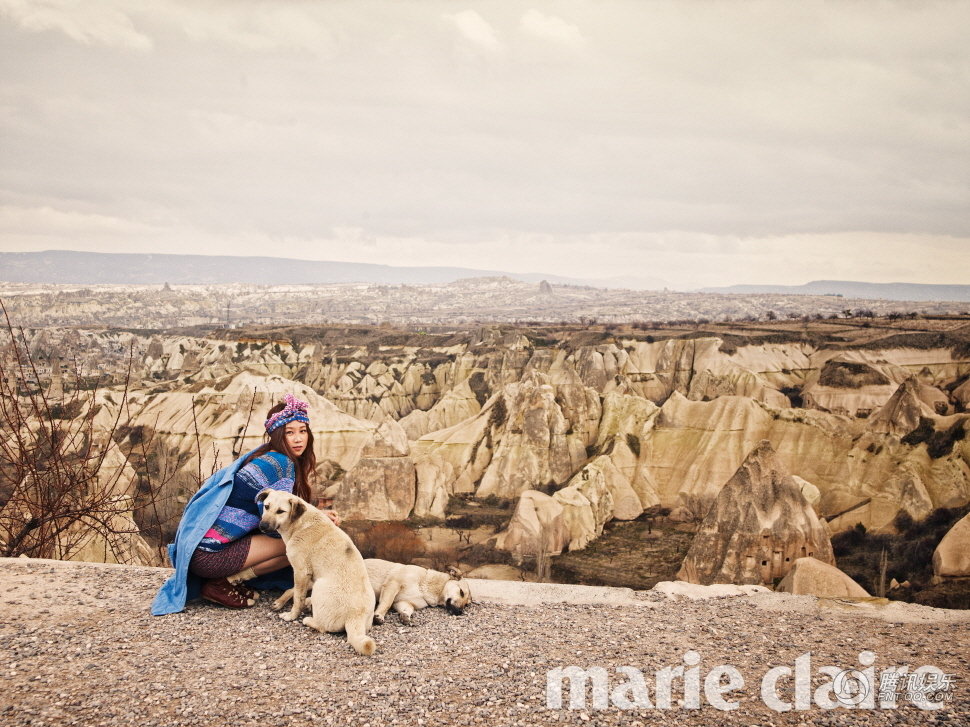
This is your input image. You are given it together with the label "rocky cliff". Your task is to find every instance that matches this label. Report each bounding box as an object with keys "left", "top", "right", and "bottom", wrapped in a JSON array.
[
  {"left": 14, "top": 319, "right": 970, "bottom": 572},
  {"left": 677, "top": 440, "right": 835, "bottom": 586}
]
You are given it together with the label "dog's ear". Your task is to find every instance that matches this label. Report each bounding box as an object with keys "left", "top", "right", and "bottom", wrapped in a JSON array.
[
  {"left": 291, "top": 500, "right": 306, "bottom": 521},
  {"left": 447, "top": 565, "right": 463, "bottom": 580},
  {"left": 256, "top": 489, "right": 271, "bottom": 503}
]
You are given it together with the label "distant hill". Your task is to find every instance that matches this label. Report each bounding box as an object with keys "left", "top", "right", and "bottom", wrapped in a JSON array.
[
  {"left": 0, "top": 250, "right": 669, "bottom": 289},
  {"left": 0, "top": 250, "right": 515, "bottom": 285},
  {"left": 699, "top": 280, "right": 970, "bottom": 303}
]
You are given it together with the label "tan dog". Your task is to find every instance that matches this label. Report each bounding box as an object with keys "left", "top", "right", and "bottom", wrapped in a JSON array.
[
  {"left": 257, "top": 489, "right": 376, "bottom": 656},
  {"left": 365, "top": 559, "right": 472, "bottom": 626}
]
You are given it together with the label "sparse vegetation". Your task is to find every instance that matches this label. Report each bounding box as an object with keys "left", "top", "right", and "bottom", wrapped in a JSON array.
[
  {"left": 0, "top": 303, "right": 175, "bottom": 563},
  {"left": 901, "top": 417, "right": 935, "bottom": 446},
  {"left": 488, "top": 394, "right": 508, "bottom": 429},
  {"left": 926, "top": 419, "right": 966, "bottom": 459},
  {"left": 831, "top": 506, "right": 970, "bottom": 609},
  {"left": 818, "top": 360, "right": 890, "bottom": 388}
]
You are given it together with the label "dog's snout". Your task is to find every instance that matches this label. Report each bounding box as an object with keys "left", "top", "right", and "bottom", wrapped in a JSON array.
[
  {"left": 445, "top": 599, "right": 464, "bottom": 615},
  {"left": 259, "top": 522, "right": 275, "bottom": 534}
]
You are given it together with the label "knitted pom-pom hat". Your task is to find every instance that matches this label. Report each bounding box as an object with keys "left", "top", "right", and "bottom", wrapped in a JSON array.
[{"left": 265, "top": 394, "right": 310, "bottom": 433}]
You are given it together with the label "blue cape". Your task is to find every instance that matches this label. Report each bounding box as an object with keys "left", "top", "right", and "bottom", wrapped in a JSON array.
[{"left": 150, "top": 448, "right": 293, "bottom": 616}]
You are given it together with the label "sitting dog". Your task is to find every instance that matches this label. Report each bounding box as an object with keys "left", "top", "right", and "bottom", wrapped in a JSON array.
[
  {"left": 365, "top": 559, "right": 472, "bottom": 626},
  {"left": 257, "top": 489, "right": 376, "bottom": 656}
]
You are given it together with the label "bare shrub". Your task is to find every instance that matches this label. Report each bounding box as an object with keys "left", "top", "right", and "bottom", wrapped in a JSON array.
[{"left": 0, "top": 301, "right": 172, "bottom": 564}]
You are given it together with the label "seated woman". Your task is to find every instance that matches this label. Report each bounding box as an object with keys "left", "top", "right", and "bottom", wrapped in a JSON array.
[{"left": 152, "top": 394, "right": 334, "bottom": 614}]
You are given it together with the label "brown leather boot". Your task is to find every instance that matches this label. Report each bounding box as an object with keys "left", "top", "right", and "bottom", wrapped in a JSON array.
[{"left": 201, "top": 578, "right": 255, "bottom": 608}]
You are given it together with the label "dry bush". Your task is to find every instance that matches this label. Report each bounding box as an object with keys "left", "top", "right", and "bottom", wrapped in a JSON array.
[{"left": 0, "top": 301, "right": 176, "bottom": 564}]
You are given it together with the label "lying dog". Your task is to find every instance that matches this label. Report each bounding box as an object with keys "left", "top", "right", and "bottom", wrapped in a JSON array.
[
  {"left": 257, "top": 489, "right": 376, "bottom": 656},
  {"left": 365, "top": 559, "right": 472, "bottom": 626}
]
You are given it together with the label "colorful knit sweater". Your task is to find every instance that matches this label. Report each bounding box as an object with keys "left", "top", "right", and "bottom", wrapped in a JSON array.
[{"left": 196, "top": 450, "right": 295, "bottom": 552}]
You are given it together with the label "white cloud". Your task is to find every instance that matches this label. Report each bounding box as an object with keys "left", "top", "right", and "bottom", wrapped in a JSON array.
[
  {"left": 0, "top": 1, "right": 342, "bottom": 55},
  {"left": 162, "top": 2, "right": 335, "bottom": 54},
  {"left": 1, "top": 2, "right": 968, "bottom": 288},
  {"left": 0, "top": 0, "right": 152, "bottom": 51},
  {"left": 0, "top": 204, "right": 159, "bottom": 236},
  {"left": 444, "top": 9, "right": 502, "bottom": 53},
  {"left": 519, "top": 9, "right": 585, "bottom": 48}
]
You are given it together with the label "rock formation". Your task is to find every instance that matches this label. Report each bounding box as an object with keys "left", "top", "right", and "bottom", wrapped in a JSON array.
[
  {"left": 362, "top": 339, "right": 969, "bottom": 532},
  {"left": 332, "top": 421, "right": 416, "bottom": 520},
  {"left": 676, "top": 440, "right": 835, "bottom": 586},
  {"left": 399, "top": 379, "right": 482, "bottom": 440},
  {"left": 868, "top": 377, "right": 935, "bottom": 436},
  {"left": 642, "top": 393, "right": 775, "bottom": 518},
  {"left": 621, "top": 338, "right": 792, "bottom": 407},
  {"left": 561, "top": 455, "right": 641, "bottom": 521},
  {"left": 776, "top": 557, "right": 869, "bottom": 598},
  {"left": 476, "top": 371, "right": 586, "bottom": 500},
  {"left": 792, "top": 475, "right": 821, "bottom": 506},
  {"left": 551, "top": 486, "right": 600, "bottom": 551},
  {"left": 932, "top": 511, "right": 970, "bottom": 579},
  {"left": 410, "top": 392, "right": 506, "bottom": 518},
  {"left": 13, "top": 323, "right": 970, "bottom": 571},
  {"left": 538, "top": 352, "right": 602, "bottom": 447},
  {"left": 494, "top": 490, "right": 569, "bottom": 558}
]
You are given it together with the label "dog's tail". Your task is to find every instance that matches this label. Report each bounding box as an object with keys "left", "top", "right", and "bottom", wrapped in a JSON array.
[
  {"left": 347, "top": 629, "right": 377, "bottom": 656},
  {"left": 345, "top": 613, "right": 376, "bottom": 656}
]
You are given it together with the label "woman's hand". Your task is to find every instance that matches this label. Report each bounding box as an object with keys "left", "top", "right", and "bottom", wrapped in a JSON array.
[{"left": 322, "top": 509, "right": 341, "bottom": 527}]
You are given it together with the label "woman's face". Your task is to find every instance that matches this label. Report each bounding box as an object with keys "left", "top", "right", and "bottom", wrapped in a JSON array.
[{"left": 283, "top": 421, "right": 309, "bottom": 458}]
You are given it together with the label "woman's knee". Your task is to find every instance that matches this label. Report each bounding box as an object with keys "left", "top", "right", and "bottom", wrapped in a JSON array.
[{"left": 244, "top": 535, "right": 287, "bottom": 567}]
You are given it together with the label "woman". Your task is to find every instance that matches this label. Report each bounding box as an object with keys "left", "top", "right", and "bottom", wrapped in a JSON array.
[
  {"left": 152, "top": 394, "right": 331, "bottom": 615},
  {"left": 190, "top": 394, "right": 317, "bottom": 607}
]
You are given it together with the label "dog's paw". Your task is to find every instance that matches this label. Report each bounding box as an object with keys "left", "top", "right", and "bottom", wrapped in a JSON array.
[
  {"left": 279, "top": 612, "right": 297, "bottom": 622},
  {"left": 373, "top": 613, "right": 385, "bottom": 625},
  {"left": 398, "top": 613, "right": 414, "bottom": 627},
  {"left": 270, "top": 600, "right": 285, "bottom": 611}
]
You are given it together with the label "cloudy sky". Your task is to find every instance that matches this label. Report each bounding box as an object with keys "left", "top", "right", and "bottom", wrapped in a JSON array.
[{"left": 1, "top": 1, "right": 968, "bottom": 289}]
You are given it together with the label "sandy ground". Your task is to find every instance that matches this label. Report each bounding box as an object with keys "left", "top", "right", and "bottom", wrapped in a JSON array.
[{"left": 1, "top": 557, "right": 968, "bottom": 726}]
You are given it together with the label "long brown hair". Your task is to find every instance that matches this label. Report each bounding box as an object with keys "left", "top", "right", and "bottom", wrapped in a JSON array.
[{"left": 242, "top": 401, "right": 316, "bottom": 501}]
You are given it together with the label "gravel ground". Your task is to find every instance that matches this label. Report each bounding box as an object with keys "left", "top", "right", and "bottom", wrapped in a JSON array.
[{"left": 1, "top": 558, "right": 968, "bottom": 726}]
